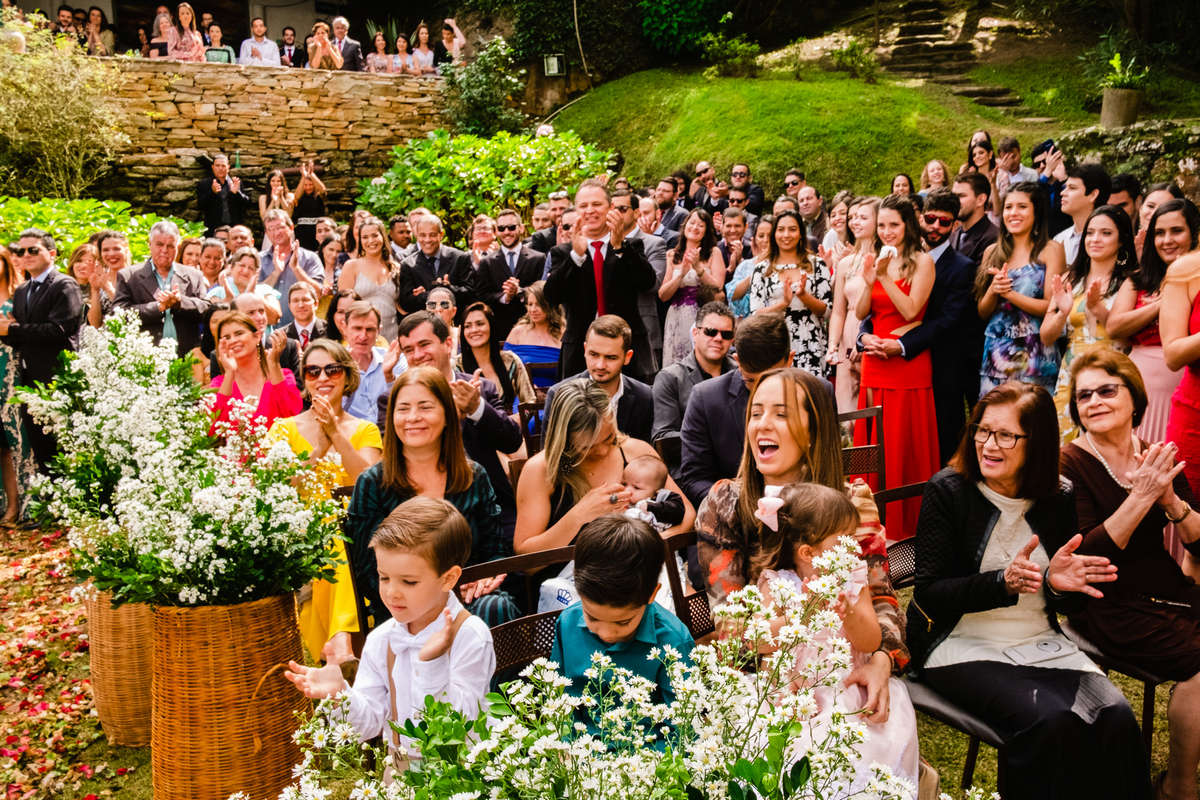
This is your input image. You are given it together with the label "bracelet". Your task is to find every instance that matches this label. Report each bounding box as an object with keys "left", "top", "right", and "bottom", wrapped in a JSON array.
[{"left": 1166, "top": 504, "right": 1192, "bottom": 524}]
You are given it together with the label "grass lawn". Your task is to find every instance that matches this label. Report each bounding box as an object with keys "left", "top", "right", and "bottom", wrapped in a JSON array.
[{"left": 554, "top": 66, "right": 1063, "bottom": 196}]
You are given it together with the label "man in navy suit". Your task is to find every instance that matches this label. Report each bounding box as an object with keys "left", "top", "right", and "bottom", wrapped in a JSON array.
[
  {"left": 397, "top": 214, "right": 474, "bottom": 319},
  {"left": 859, "top": 188, "right": 979, "bottom": 465},
  {"left": 654, "top": 178, "right": 687, "bottom": 234},
  {"left": 543, "top": 316, "right": 654, "bottom": 443},
  {"left": 0, "top": 229, "right": 82, "bottom": 466},
  {"left": 473, "top": 208, "right": 545, "bottom": 338},
  {"left": 679, "top": 312, "right": 791, "bottom": 507}
]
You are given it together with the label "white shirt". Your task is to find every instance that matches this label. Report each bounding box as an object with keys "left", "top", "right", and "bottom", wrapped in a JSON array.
[
  {"left": 238, "top": 36, "right": 281, "bottom": 66},
  {"left": 343, "top": 593, "right": 495, "bottom": 745},
  {"left": 498, "top": 245, "right": 522, "bottom": 303},
  {"left": 1054, "top": 225, "right": 1082, "bottom": 265},
  {"left": 610, "top": 374, "right": 625, "bottom": 415},
  {"left": 568, "top": 232, "right": 613, "bottom": 267}
]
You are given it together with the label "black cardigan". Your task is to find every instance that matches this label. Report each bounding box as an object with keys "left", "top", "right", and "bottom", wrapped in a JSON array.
[{"left": 906, "top": 467, "right": 1086, "bottom": 673}]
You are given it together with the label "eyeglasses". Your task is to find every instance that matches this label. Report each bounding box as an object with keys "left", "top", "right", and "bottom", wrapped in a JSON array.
[
  {"left": 559, "top": 223, "right": 573, "bottom": 231},
  {"left": 496, "top": 224, "right": 519, "bottom": 232},
  {"left": 697, "top": 326, "right": 734, "bottom": 340},
  {"left": 728, "top": 196, "right": 746, "bottom": 204},
  {"left": 9, "top": 245, "right": 42, "bottom": 257},
  {"left": 426, "top": 300, "right": 454, "bottom": 310},
  {"left": 1074, "top": 383, "right": 1123, "bottom": 404},
  {"left": 302, "top": 364, "right": 347, "bottom": 379},
  {"left": 784, "top": 180, "right": 800, "bottom": 188},
  {"left": 731, "top": 170, "right": 748, "bottom": 177},
  {"left": 971, "top": 424, "right": 1027, "bottom": 449},
  {"left": 922, "top": 214, "right": 955, "bottom": 228},
  {"left": 612, "top": 205, "right": 632, "bottom": 213}
]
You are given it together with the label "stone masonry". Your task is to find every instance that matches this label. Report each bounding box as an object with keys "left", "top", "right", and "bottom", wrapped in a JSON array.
[{"left": 107, "top": 59, "right": 444, "bottom": 225}]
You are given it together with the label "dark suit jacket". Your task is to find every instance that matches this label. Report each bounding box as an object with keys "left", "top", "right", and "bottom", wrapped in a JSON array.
[
  {"left": 284, "top": 318, "right": 327, "bottom": 343},
  {"left": 196, "top": 176, "right": 251, "bottom": 236},
  {"left": 543, "top": 372, "right": 654, "bottom": 443},
  {"left": 2, "top": 270, "right": 82, "bottom": 386},
  {"left": 376, "top": 369, "right": 522, "bottom": 514},
  {"left": 736, "top": 183, "right": 765, "bottom": 216},
  {"left": 659, "top": 205, "right": 686, "bottom": 233},
  {"left": 543, "top": 238, "right": 657, "bottom": 381},
  {"left": 474, "top": 245, "right": 545, "bottom": 338},
  {"left": 526, "top": 226, "right": 556, "bottom": 255},
  {"left": 278, "top": 41, "right": 307, "bottom": 67},
  {"left": 337, "top": 37, "right": 364, "bottom": 71},
  {"left": 652, "top": 352, "right": 736, "bottom": 441},
  {"left": 679, "top": 368, "right": 747, "bottom": 507},
  {"left": 113, "top": 261, "right": 210, "bottom": 356},
  {"left": 395, "top": 245, "right": 474, "bottom": 317}
]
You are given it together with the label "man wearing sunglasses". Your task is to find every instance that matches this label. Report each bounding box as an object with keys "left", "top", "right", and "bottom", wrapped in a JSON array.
[
  {"left": 1, "top": 230, "right": 82, "bottom": 467},
  {"left": 474, "top": 208, "right": 545, "bottom": 338},
  {"left": 728, "top": 164, "right": 764, "bottom": 217},
  {"left": 651, "top": 302, "right": 736, "bottom": 469},
  {"left": 782, "top": 169, "right": 806, "bottom": 199},
  {"left": 858, "top": 188, "right": 979, "bottom": 464}
]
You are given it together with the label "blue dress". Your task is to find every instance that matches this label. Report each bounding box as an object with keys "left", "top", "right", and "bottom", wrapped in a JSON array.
[
  {"left": 502, "top": 343, "right": 560, "bottom": 389},
  {"left": 979, "top": 262, "right": 1062, "bottom": 394}
]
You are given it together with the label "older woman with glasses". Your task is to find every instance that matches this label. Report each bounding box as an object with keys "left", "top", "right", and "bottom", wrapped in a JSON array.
[
  {"left": 909, "top": 381, "right": 1150, "bottom": 800},
  {"left": 1059, "top": 349, "right": 1200, "bottom": 800}
]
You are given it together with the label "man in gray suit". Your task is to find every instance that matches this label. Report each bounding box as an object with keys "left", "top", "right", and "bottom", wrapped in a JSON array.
[
  {"left": 613, "top": 188, "right": 667, "bottom": 371},
  {"left": 331, "top": 17, "right": 365, "bottom": 71},
  {"left": 113, "top": 220, "right": 210, "bottom": 357}
]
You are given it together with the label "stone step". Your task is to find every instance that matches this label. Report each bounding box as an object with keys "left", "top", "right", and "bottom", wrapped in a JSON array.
[
  {"left": 932, "top": 74, "right": 973, "bottom": 85},
  {"left": 891, "top": 41, "right": 974, "bottom": 57},
  {"left": 889, "top": 62, "right": 975, "bottom": 76},
  {"left": 888, "top": 53, "right": 977, "bottom": 69},
  {"left": 1016, "top": 115, "right": 1057, "bottom": 124},
  {"left": 950, "top": 84, "right": 1013, "bottom": 97},
  {"left": 897, "top": 21, "right": 945, "bottom": 36},
  {"left": 899, "top": 0, "right": 945, "bottom": 13},
  {"left": 904, "top": 9, "right": 946, "bottom": 22},
  {"left": 972, "top": 94, "right": 1022, "bottom": 107},
  {"left": 893, "top": 33, "right": 945, "bottom": 45}
]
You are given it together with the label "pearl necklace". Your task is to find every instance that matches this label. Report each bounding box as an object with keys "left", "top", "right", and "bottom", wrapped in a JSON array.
[{"left": 1083, "top": 431, "right": 1136, "bottom": 491}]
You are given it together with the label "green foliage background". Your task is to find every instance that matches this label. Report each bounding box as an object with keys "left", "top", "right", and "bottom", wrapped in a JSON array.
[{"left": 441, "top": 38, "right": 528, "bottom": 137}]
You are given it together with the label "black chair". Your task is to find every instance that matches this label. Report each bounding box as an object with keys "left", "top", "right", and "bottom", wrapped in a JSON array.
[
  {"left": 455, "top": 545, "right": 575, "bottom": 614},
  {"left": 491, "top": 609, "right": 562, "bottom": 673},
  {"left": 662, "top": 530, "right": 715, "bottom": 642},
  {"left": 874, "top": 481, "right": 928, "bottom": 527},
  {"left": 518, "top": 401, "right": 546, "bottom": 455},
  {"left": 838, "top": 406, "right": 885, "bottom": 489}
]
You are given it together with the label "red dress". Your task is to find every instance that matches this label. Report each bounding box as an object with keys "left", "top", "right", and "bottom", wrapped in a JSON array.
[
  {"left": 1166, "top": 293, "right": 1200, "bottom": 500},
  {"left": 854, "top": 277, "right": 939, "bottom": 541}
]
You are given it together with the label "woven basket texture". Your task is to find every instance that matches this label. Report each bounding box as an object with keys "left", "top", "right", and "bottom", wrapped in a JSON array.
[
  {"left": 151, "top": 593, "right": 308, "bottom": 800},
  {"left": 85, "top": 589, "right": 153, "bottom": 746}
]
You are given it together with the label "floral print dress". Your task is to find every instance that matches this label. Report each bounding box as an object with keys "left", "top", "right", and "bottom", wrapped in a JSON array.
[
  {"left": 980, "top": 262, "right": 1062, "bottom": 394},
  {"left": 748, "top": 256, "right": 833, "bottom": 377}
]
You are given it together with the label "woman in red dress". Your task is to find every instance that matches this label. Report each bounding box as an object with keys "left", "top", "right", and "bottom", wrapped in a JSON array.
[
  {"left": 1163, "top": 250, "right": 1200, "bottom": 518},
  {"left": 854, "top": 194, "right": 939, "bottom": 540}
]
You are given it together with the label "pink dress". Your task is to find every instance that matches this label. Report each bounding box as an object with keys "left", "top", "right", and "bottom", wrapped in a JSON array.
[{"left": 209, "top": 369, "right": 303, "bottom": 432}]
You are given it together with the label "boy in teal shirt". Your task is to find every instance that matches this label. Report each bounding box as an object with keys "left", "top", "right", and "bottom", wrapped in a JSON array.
[{"left": 549, "top": 514, "right": 694, "bottom": 727}]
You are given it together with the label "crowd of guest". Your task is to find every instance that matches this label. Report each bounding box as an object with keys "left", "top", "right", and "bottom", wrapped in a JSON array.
[
  {"left": 6, "top": 134, "right": 1200, "bottom": 798},
  {"left": 31, "top": 1, "right": 466, "bottom": 72}
]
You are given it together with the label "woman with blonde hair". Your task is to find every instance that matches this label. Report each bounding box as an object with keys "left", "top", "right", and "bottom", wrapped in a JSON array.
[
  {"left": 919, "top": 159, "right": 950, "bottom": 195},
  {"left": 826, "top": 196, "right": 879, "bottom": 415},
  {"left": 0, "top": 249, "right": 32, "bottom": 525},
  {"left": 513, "top": 380, "right": 694, "bottom": 553}
]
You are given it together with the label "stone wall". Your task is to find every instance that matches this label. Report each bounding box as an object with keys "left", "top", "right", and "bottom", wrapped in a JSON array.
[{"left": 106, "top": 59, "right": 444, "bottom": 225}]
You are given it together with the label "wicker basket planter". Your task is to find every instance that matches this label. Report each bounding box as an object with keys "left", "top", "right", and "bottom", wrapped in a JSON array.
[
  {"left": 85, "top": 589, "right": 153, "bottom": 746},
  {"left": 151, "top": 593, "right": 308, "bottom": 800}
]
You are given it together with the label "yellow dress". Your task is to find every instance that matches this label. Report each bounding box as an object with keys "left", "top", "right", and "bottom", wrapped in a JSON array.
[
  {"left": 1052, "top": 288, "right": 1125, "bottom": 443},
  {"left": 269, "top": 415, "right": 383, "bottom": 660}
]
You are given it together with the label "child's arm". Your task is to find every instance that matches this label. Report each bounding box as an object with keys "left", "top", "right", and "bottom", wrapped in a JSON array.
[
  {"left": 841, "top": 584, "right": 882, "bottom": 654},
  {"left": 412, "top": 614, "right": 496, "bottom": 718}
]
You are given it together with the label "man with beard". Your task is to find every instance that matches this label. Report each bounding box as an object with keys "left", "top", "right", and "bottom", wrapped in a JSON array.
[{"left": 858, "top": 188, "right": 978, "bottom": 464}]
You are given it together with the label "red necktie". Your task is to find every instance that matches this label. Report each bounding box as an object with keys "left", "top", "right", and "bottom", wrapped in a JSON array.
[
  {"left": 300, "top": 329, "right": 309, "bottom": 349},
  {"left": 591, "top": 241, "right": 606, "bottom": 316}
]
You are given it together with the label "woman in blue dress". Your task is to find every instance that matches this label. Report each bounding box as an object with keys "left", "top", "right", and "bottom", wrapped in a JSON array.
[
  {"left": 503, "top": 281, "right": 563, "bottom": 395},
  {"left": 0, "top": 249, "right": 36, "bottom": 525},
  {"left": 976, "top": 181, "right": 1067, "bottom": 394}
]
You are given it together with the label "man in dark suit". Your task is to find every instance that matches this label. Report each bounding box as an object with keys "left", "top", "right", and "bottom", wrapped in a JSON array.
[
  {"left": 616, "top": 190, "right": 667, "bottom": 371},
  {"left": 654, "top": 178, "right": 686, "bottom": 234},
  {"left": 473, "top": 208, "right": 544, "bottom": 338},
  {"left": 859, "top": 189, "right": 979, "bottom": 465},
  {"left": 283, "top": 283, "right": 326, "bottom": 349},
  {"left": 543, "top": 316, "right": 654, "bottom": 443},
  {"left": 951, "top": 172, "right": 999, "bottom": 267},
  {"left": 653, "top": 301, "right": 736, "bottom": 443},
  {"left": 0, "top": 229, "right": 82, "bottom": 467},
  {"left": 195, "top": 153, "right": 251, "bottom": 237},
  {"left": 527, "top": 190, "right": 571, "bottom": 254},
  {"left": 379, "top": 312, "right": 522, "bottom": 530},
  {"left": 679, "top": 312, "right": 791, "bottom": 507},
  {"left": 729, "top": 163, "right": 765, "bottom": 217},
  {"left": 397, "top": 213, "right": 474, "bottom": 318},
  {"left": 278, "top": 26, "right": 307, "bottom": 67},
  {"left": 331, "top": 17, "right": 364, "bottom": 71},
  {"left": 113, "top": 221, "right": 210, "bottom": 357},
  {"left": 544, "top": 179, "right": 658, "bottom": 383}
]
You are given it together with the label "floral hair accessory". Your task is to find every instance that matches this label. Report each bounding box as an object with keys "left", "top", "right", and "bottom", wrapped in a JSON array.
[{"left": 755, "top": 485, "right": 784, "bottom": 531}]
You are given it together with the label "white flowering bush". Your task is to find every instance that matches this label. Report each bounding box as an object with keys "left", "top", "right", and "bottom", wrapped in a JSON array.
[
  {"left": 16, "top": 310, "right": 344, "bottom": 606},
  {"left": 260, "top": 538, "right": 914, "bottom": 800}
]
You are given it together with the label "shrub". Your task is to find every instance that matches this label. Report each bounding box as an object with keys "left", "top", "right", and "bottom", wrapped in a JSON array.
[
  {"left": 357, "top": 128, "right": 612, "bottom": 243},
  {"left": 0, "top": 196, "right": 204, "bottom": 269},
  {"left": 638, "top": 0, "right": 724, "bottom": 57},
  {"left": 0, "top": 9, "right": 129, "bottom": 199},
  {"left": 699, "top": 16, "right": 761, "bottom": 79},
  {"left": 441, "top": 37, "right": 528, "bottom": 137},
  {"left": 825, "top": 38, "right": 879, "bottom": 83}
]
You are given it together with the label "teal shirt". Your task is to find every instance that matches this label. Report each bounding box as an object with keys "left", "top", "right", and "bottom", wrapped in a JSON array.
[{"left": 550, "top": 601, "right": 693, "bottom": 721}]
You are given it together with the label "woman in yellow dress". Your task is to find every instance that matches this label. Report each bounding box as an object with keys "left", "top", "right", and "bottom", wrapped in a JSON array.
[{"left": 270, "top": 339, "right": 382, "bottom": 664}]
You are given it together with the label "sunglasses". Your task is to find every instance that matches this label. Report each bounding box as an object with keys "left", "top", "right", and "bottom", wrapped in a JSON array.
[
  {"left": 731, "top": 171, "right": 748, "bottom": 177},
  {"left": 426, "top": 300, "right": 453, "bottom": 310},
  {"left": 1074, "top": 383, "right": 1123, "bottom": 404},
  {"left": 729, "top": 196, "right": 746, "bottom": 204},
  {"left": 559, "top": 223, "right": 573, "bottom": 231},
  {"left": 496, "top": 224, "right": 519, "bottom": 232},
  {"left": 9, "top": 245, "right": 42, "bottom": 257},
  {"left": 784, "top": 180, "right": 800, "bottom": 188},
  {"left": 548, "top": 191, "right": 568, "bottom": 200},
  {"left": 612, "top": 205, "right": 632, "bottom": 213},
  {"left": 698, "top": 326, "right": 734, "bottom": 340},
  {"left": 302, "top": 364, "right": 347, "bottom": 379},
  {"left": 922, "top": 214, "right": 955, "bottom": 228}
]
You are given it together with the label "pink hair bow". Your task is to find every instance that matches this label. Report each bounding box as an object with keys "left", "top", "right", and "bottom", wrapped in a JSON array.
[{"left": 755, "top": 494, "right": 785, "bottom": 531}]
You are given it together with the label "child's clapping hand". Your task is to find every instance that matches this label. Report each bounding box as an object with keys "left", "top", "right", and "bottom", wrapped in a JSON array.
[
  {"left": 284, "top": 660, "right": 346, "bottom": 699},
  {"left": 419, "top": 608, "right": 463, "bottom": 662}
]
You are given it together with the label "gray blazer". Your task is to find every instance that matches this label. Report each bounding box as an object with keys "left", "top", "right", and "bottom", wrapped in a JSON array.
[
  {"left": 113, "top": 260, "right": 210, "bottom": 356},
  {"left": 625, "top": 226, "right": 667, "bottom": 359},
  {"left": 652, "top": 351, "right": 736, "bottom": 441}
]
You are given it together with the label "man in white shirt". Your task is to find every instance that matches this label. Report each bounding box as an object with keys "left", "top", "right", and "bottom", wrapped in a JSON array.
[
  {"left": 1053, "top": 164, "right": 1112, "bottom": 264},
  {"left": 238, "top": 17, "right": 281, "bottom": 67}
]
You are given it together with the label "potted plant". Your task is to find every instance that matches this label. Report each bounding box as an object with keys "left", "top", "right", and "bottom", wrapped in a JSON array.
[{"left": 1099, "top": 52, "right": 1148, "bottom": 129}]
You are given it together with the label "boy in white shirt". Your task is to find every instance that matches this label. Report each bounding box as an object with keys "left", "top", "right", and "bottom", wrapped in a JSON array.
[{"left": 285, "top": 496, "right": 495, "bottom": 748}]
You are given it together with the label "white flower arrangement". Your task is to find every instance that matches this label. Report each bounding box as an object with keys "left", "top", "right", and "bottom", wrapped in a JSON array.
[
  {"left": 258, "top": 538, "right": 914, "bottom": 800},
  {"left": 17, "top": 310, "right": 344, "bottom": 607}
]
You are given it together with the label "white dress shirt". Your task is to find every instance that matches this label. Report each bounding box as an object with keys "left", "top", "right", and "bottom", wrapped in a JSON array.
[
  {"left": 1054, "top": 225, "right": 1082, "bottom": 265},
  {"left": 238, "top": 36, "right": 281, "bottom": 66}
]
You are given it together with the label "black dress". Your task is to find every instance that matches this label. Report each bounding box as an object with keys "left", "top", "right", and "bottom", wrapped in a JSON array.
[{"left": 292, "top": 193, "right": 326, "bottom": 252}]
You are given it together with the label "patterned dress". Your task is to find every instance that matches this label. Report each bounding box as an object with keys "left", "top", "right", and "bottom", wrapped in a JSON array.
[
  {"left": 0, "top": 299, "right": 36, "bottom": 520},
  {"left": 1052, "top": 284, "right": 1124, "bottom": 442},
  {"left": 748, "top": 256, "right": 833, "bottom": 377},
  {"left": 980, "top": 262, "right": 1061, "bottom": 394}
]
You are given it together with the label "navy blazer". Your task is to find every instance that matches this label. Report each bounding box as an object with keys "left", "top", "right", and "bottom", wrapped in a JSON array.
[
  {"left": 473, "top": 245, "right": 545, "bottom": 338},
  {"left": 544, "top": 372, "right": 655, "bottom": 443},
  {"left": 2, "top": 269, "right": 82, "bottom": 386},
  {"left": 678, "top": 368, "right": 748, "bottom": 507}
]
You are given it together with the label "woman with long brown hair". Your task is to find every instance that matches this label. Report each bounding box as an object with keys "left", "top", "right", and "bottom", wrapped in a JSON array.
[
  {"left": 166, "top": 1, "right": 204, "bottom": 61},
  {"left": 345, "top": 366, "right": 517, "bottom": 629},
  {"left": 504, "top": 280, "right": 564, "bottom": 393},
  {"left": 258, "top": 169, "right": 294, "bottom": 227},
  {"left": 0, "top": 249, "right": 32, "bottom": 525},
  {"left": 337, "top": 216, "right": 400, "bottom": 342},
  {"left": 209, "top": 312, "right": 301, "bottom": 429}
]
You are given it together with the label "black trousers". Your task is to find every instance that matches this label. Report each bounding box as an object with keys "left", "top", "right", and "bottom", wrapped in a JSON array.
[
  {"left": 923, "top": 661, "right": 1151, "bottom": 800},
  {"left": 22, "top": 408, "right": 55, "bottom": 470}
]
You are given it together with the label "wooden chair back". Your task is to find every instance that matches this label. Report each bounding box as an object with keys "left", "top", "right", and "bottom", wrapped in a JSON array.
[
  {"left": 838, "top": 406, "right": 885, "bottom": 489},
  {"left": 507, "top": 457, "right": 527, "bottom": 493},
  {"left": 491, "top": 609, "right": 562, "bottom": 673},
  {"left": 662, "top": 530, "right": 715, "bottom": 641},
  {"left": 456, "top": 545, "right": 575, "bottom": 612},
  {"left": 518, "top": 401, "right": 547, "bottom": 455},
  {"left": 874, "top": 480, "right": 927, "bottom": 527}
]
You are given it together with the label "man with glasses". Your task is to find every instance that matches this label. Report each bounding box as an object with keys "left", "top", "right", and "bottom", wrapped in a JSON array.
[
  {"left": 475, "top": 208, "right": 545, "bottom": 338},
  {"left": 859, "top": 188, "right": 978, "bottom": 464},
  {"left": 652, "top": 302, "right": 736, "bottom": 454},
  {"left": 615, "top": 189, "right": 668, "bottom": 370},
  {"left": 540, "top": 206, "right": 579, "bottom": 280},
  {"left": 729, "top": 163, "right": 764, "bottom": 217},
  {"left": 726, "top": 187, "right": 758, "bottom": 234},
  {"left": 1, "top": 230, "right": 82, "bottom": 467},
  {"left": 783, "top": 169, "right": 806, "bottom": 199}
]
